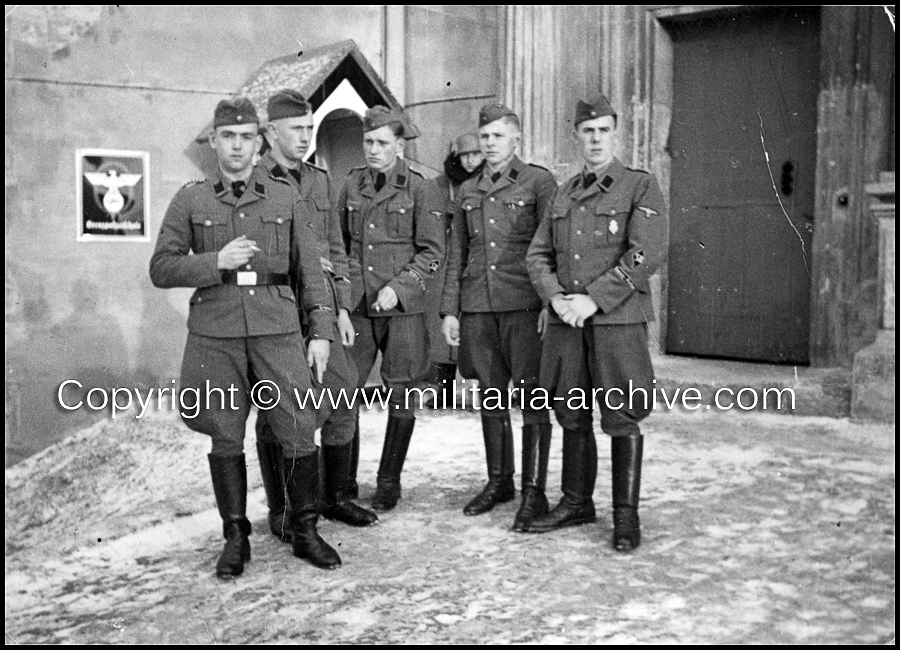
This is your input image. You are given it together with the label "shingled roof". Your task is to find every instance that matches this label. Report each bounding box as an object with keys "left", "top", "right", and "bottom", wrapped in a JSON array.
[
  {"left": 186, "top": 39, "right": 436, "bottom": 178},
  {"left": 193, "top": 39, "right": 401, "bottom": 142}
]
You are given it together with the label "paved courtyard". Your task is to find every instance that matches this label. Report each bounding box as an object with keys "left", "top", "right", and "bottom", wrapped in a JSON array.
[{"left": 5, "top": 405, "right": 895, "bottom": 643}]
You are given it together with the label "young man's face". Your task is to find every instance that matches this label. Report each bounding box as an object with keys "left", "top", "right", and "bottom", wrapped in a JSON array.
[
  {"left": 574, "top": 115, "right": 617, "bottom": 169},
  {"left": 268, "top": 113, "right": 314, "bottom": 163},
  {"left": 210, "top": 123, "right": 260, "bottom": 174},
  {"left": 458, "top": 149, "right": 484, "bottom": 174},
  {"left": 478, "top": 118, "right": 520, "bottom": 168},
  {"left": 363, "top": 125, "right": 403, "bottom": 173}
]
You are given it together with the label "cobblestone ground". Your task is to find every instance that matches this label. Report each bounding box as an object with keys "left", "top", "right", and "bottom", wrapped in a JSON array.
[{"left": 5, "top": 406, "right": 895, "bottom": 643}]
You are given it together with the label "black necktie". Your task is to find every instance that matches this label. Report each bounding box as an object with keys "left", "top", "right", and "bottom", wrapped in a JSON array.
[
  {"left": 288, "top": 168, "right": 303, "bottom": 189},
  {"left": 374, "top": 172, "right": 386, "bottom": 192},
  {"left": 490, "top": 171, "right": 502, "bottom": 184},
  {"left": 583, "top": 172, "right": 597, "bottom": 189},
  {"left": 231, "top": 180, "right": 246, "bottom": 198}
]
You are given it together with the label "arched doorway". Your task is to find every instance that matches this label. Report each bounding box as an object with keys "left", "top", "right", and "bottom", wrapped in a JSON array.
[{"left": 312, "top": 108, "right": 365, "bottom": 185}]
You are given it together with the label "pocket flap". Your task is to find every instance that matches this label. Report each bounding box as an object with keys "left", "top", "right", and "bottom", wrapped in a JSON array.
[
  {"left": 276, "top": 285, "right": 296, "bottom": 302},
  {"left": 462, "top": 197, "right": 482, "bottom": 211},
  {"left": 190, "top": 212, "right": 228, "bottom": 226},
  {"left": 261, "top": 213, "right": 289, "bottom": 225},
  {"left": 508, "top": 195, "right": 536, "bottom": 208},
  {"left": 387, "top": 199, "right": 414, "bottom": 215}
]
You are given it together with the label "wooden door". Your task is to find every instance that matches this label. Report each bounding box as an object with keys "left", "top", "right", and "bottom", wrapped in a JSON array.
[{"left": 666, "top": 8, "right": 819, "bottom": 363}]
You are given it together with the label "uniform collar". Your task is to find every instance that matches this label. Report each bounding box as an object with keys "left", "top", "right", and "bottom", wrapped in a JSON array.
[
  {"left": 477, "top": 155, "right": 524, "bottom": 195},
  {"left": 262, "top": 151, "right": 310, "bottom": 198},
  {"left": 213, "top": 165, "right": 267, "bottom": 206},
  {"left": 362, "top": 158, "right": 410, "bottom": 203},
  {"left": 575, "top": 157, "right": 625, "bottom": 200}
]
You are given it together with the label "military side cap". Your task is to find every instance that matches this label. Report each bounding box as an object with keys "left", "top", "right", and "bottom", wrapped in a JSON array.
[
  {"left": 479, "top": 103, "right": 517, "bottom": 127},
  {"left": 363, "top": 105, "right": 406, "bottom": 133},
  {"left": 267, "top": 89, "right": 311, "bottom": 121},
  {"left": 454, "top": 132, "right": 480, "bottom": 155},
  {"left": 213, "top": 97, "right": 259, "bottom": 128},
  {"left": 575, "top": 94, "right": 617, "bottom": 127}
]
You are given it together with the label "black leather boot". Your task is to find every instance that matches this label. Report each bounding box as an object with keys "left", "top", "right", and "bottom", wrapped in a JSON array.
[
  {"left": 525, "top": 428, "right": 597, "bottom": 533},
  {"left": 612, "top": 434, "right": 643, "bottom": 552},
  {"left": 347, "top": 419, "right": 360, "bottom": 500},
  {"left": 255, "top": 440, "right": 291, "bottom": 543},
  {"left": 371, "top": 416, "right": 415, "bottom": 511},
  {"left": 512, "top": 422, "right": 552, "bottom": 531},
  {"left": 463, "top": 415, "right": 516, "bottom": 516},
  {"left": 322, "top": 442, "right": 378, "bottom": 527},
  {"left": 282, "top": 453, "right": 341, "bottom": 569},
  {"left": 208, "top": 454, "right": 252, "bottom": 579}
]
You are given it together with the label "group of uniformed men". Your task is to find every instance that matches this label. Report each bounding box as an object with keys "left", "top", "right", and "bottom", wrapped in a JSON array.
[{"left": 150, "top": 88, "right": 668, "bottom": 580}]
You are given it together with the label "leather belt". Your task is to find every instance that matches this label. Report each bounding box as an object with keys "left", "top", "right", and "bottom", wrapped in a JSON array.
[{"left": 221, "top": 271, "right": 290, "bottom": 286}]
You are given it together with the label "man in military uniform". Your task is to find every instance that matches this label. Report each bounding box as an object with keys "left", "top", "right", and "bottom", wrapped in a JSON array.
[
  {"left": 440, "top": 104, "right": 556, "bottom": 531},
  {"left": 149, "top": 98, "right": 343, "bottom": 577},
  {"left": 255, "top": 89, "right": 377, "bottom": 538},
  {"left": 525, "top": 95, "right": 668, "bottom": 552},
  {"left": 419, "top": 133, "right": 485, "bottom": 403},
  {"left": 335, "top": 106, "right": 444, "bottom": 511}
]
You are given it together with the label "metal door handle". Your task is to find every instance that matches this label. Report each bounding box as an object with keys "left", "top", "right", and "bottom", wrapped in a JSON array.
[{"left": 780, "top": 161, "right": 794, "bottom": 196}]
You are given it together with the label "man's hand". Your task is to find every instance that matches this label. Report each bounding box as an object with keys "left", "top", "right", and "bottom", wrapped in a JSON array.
[
  {"left": 307, "top": 339, "right": 330, "bottom": 383},
  {"left": 217, "top": 235, "right": 259, "bottom": 270},
  {"left": 563, "top": 294, "right": 599, "bottom": 328},
  {"left": 372, "top": 286, "right": 398, "bottom": 312},
  {"left": 337, "top": 308, "right": 355, "bottom": 347},
  {"left": 550, "top": 293, "right": 571, "bottom": 320},
  {"left": 536, "top": 306, "right": 550, "bottom": 339},
  {"left": 442, "top": 315, "right": 460, "bottom": 347}
]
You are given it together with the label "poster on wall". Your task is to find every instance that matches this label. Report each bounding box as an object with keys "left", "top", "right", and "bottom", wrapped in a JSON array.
[{"left": 76, "top": 149, "right": 150, "bottom": 242}]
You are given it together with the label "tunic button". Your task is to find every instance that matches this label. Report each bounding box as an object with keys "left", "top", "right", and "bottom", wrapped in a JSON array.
[
  {"left": 368, "top": 244, "right": 374, "bottom": 250},
  {"left": 369, "top": 223, "right": 375, "bottom": 229},
  {"left": 580, "top": 206, "right": 586, "bottom": 211},
  {"left": 489, "top": 197, "right": 496, "bottom": 202},
  {"left": 248, "top": 289, "right": 255, "bottom": 296},
  {"left": 490, "top": 265, "right": 496, "bottom": 270},
  {"left": 574, "top": 254, "right": 581, "bottom": 260},
  {"left": 239, "top": 212, "right": 245, "bottom": 219},
  {"left": 489, "top": 242, "right": 496, "bottom": 248},
  {"left": 518, "top": 201, "right": 524, "bottom": 206},
  {"left": 246, "top": 264, "right": 252, "bottom": 270},
  {"left": 489, "top": 219, "right": 495, "bottom": 224},
  {"left": 400, "top": 209, "right": 406, "bottom": 214},
  {"left": 576, "top": 230, "right": 582, "bottom": 235},
  {"left": 277, "top": 218, "right": 283, "bottom": 224},
  {"left": 204, "top": 220, "right": 212, "bottom": 226},
  {"left": 573, "top": 281, "right": 580, "bottom": 286},
  {"left": 367, "top": 266, "right": 374, "bottom": 271}
]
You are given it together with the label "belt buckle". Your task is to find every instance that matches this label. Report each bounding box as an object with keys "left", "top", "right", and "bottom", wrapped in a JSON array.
[{"left": 236, "top": 271, "right": 258, "bottom": 286}]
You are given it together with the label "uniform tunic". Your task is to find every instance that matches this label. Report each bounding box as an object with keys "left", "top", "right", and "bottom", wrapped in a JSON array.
[
  {"left": 254, "top": 152, "right": 357, "bottom": 442},
  {"left": 336, "top": 158, "right": 444, "bottom": 397},
  {"left": 440, "top": 156, "right": 556, "bottom": 419},
  {"left": 526, "top": 157, "right": 668, "bottom": 435},
  {"left": 424, "top": 174, "right": 459, "bottom": 366},
  {"left": 149, "top": 164, "right": 333, "bottom": 457}
]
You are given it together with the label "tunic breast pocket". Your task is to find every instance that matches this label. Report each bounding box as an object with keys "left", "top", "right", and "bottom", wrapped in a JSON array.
[
  {"left": 190, "top": 212, "right": 230, "bottom": 253},
  {"left": 550, "top": 208, "right": 570, "bottom": 250},
  {"left": 260, "top": 212, "right": 291, "bottom": 255},
  {"left": 593, "top": 205, "right": 629, "bottom": 246},
  {"left": 462, "top": 198, "right": 483, "bottom": 236},
  {"left": 387, "top": 199, "right": 414, "bottom": 239},
  {"left": 306, "top": 196, "right": 331, "bottom": 235},
  {"left": 346, "top": 199, "right": 363, "bottom": 239},
  {"left": 507, "top": 195, "right": 538, "bottom": 236}
]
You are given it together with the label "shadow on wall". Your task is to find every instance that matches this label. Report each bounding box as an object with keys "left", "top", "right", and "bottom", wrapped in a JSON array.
[
  {"left": 5, "top": 272, "right": 184, "bottom": 467},
  {"left": 134, "top": 276, "right": 186, "bottom": 392}
]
